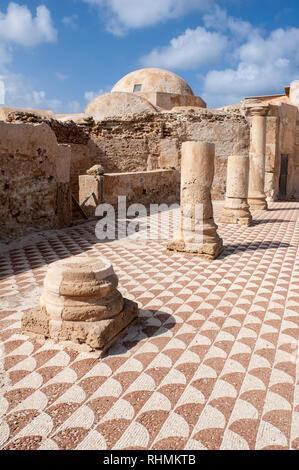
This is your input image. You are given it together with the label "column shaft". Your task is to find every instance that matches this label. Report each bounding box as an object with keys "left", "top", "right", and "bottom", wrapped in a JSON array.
[
  {"left": 246, "top": 104, "right": 269, "bottom": 210},
  {"left": 168, "top": 141, "right": 223, "bottom": 259},
  {"left": 219, "top": 155, "right": 252, "bottom": 226}
]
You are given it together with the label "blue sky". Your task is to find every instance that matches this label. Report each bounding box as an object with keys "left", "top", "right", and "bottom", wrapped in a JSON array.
[{"left": 0, "top": 0, "right": 298, "bottom": 111}]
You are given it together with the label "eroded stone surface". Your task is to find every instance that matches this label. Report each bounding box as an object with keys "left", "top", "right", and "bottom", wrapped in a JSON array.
[
  {"left": 219, "top": 155, "right": 252, "bottom": 226},
  {"left": 22, "top": 255, "right": 139, "bottom": 352},
  {"left": 168, "top": 141, "right": 223, "bottom": 259},
  {"left": 244, "top": 102, "right": 269, "bottom": 211}
]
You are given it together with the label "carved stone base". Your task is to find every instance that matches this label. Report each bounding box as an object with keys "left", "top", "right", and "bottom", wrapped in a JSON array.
[
  {"left": 22, "top": 298, "right": 138, "bottom": 353},
  {"left": 219, "top": 210, "right": 252, "bottom": 226},
  {"left": 219, "top": 201, "right": 252, "bottom": 226},
  {"left": 167, "top": 235, "right": 223, "bottom": 260},
  {"left": 22, "top": 255, "right": 139, "bottom": 354},
  {"left": 248, "top": 198, "right": 268, "bottom": 211}
]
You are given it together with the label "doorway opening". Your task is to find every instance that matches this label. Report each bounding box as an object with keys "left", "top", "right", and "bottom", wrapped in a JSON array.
[{"left": 279, "top": 154, "right": 289, "bottom": 200}]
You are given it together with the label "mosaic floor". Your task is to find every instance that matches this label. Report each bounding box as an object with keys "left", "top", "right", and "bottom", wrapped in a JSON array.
[{"left": 0, "top": 201, "right": 299, "bottom": 450}]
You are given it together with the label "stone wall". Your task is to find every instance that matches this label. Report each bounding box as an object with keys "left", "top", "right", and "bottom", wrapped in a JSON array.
[
  {"left": 0, "top": 121, "right": 72, "bottom": 241},
  {"left": 265, "top": 111, "right": 280, "bottom": 201},
  {"left": 278, "top": 104, "right": 298, "bottom": 198},
  {"left": 295, "top": 111, "right": 299, "bottom": 198},
  {"left": 2, "top": 109, "right": 250, "bottom": 204},
  {"left": 56, "top": 110, "right": 249, "bottom": 201},
  {"left": 79, "top": 169, "right": 179, "bottom": 216}
]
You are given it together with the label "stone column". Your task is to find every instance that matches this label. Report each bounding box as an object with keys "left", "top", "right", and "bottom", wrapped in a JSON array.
[
  {"left": 245, "top": 103, "right": 269, "bottom": 210},
  {"left": 167, "top": 141, "right": 223, "bottom": 259},
  {"left": 219, "top": 155, "right": 252, "bottom": 226}
]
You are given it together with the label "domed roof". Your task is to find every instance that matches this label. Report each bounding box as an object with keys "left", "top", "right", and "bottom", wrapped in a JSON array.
[
  {"left": 85, "top": 92, "right": 157, "bottom": 119},
  {"left": 111, "top": 68, "right": 194, "bottom": 96}
]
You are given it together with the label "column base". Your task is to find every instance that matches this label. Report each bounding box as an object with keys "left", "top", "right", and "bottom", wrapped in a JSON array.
[
  {"left": 248, "top": 198, "right": 268, "bottom": 211},
  {"left": 22, "top": 298, "right": 139, "bottom": 355},
  {"left": 219, "top": 206, "right": 252, "bottom": 226},
  {"left": 167, "top": 235, "right": 223, "bottom": 260}
]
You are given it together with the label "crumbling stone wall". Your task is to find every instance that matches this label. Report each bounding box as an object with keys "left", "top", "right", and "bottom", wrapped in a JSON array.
[
  {"left": 0, "top": 120, "right": 72, "bottom": 241},
  {"left": 296, "top": 111, "right": 299, "bottom": 198},
  {"left": 59, "top": 111, "right": 248, "bottom": 200},
  {"left": 4, "top": 109, "right": 250, "bottom": 202},
  {"left": 79, "top": 169, "right": 179, "bottom": 216}
]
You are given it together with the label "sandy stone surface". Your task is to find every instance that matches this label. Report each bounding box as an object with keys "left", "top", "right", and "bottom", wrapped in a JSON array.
[
  {"left": 219, "top": 155, "right": 252, "bottom": 226},
  {"left": 0, "top": 201, "right": 299, "bottom": 450},
  {"left": 168, "top": 142, "right": 223, "bottom": 259},
  {"left": 22, "top": 255, "right": 138, "bottom": 351}
]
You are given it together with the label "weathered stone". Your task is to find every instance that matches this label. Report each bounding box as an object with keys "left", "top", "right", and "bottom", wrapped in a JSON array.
[
  {"left": 85, "top": 92, "right": 157, "bottom": 120},
  {"left": 244, "top": 102, "right": 269, "bottom": 210},
  {"left": 22, "top": 255, "right": 139, "bottom": 353},
  {"left": 22, "top": 299, "right": 138, "bottom": 352},
  {"left": 0, "top": 121, "right": 72, "bottom": 241},
  {"left": 100, "top": 169, "right": 180, "bottom": 207},
  {"left": 0, "top": 106, "right": 54, "bottom": 121},
  {"left": 108, "top": 68, "right": 206, "bottom": 111},
  {"left": 159, "top": 139, "right": 179, "bottom": 169},
  {"left": 3, "top": 107, "right": 250, "bottom": 206},
  {"left": 87, "top": 164, "right": 104, "bottom": 175},
  {"left": 79, "top": 174, "right": 103, "bottom": 217},
  {"left": 219, "top": 155, "right": 252, "bottom": 226},
  {"left": 167, "top": 141, "right": 223, "bottom": 259}
]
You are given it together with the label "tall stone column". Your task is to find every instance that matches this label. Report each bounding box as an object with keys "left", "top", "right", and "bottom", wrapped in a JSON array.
[
  {"left": 167, "top": 141, "right": 223, "bottom": 259},
  {"left": 245, "top": 103, "right": 269, "bottom": 210},
  {"left": 219, "top": 154, "right": 252, "bottom": 226}
]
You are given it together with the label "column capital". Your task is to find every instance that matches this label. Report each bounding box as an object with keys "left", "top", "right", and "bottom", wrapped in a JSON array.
[{"left": 243, "top": 101, "right": 269, "bottom": 117}]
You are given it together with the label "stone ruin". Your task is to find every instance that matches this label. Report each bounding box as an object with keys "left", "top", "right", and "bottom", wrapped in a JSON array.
[
  {"left": 167, "top": 141, "right": 223, "bottom": 259},
  {"left": 219, "top": 154, "right": 252, "bottom": 226},
  {"left": 22, "top": 255, "right": 138, "bottom": 354},
  {"left": 1, "top": 68, "right": 299, "bottom": 242},
  {"left": 0, "top": 67, "right": 298, "bottom": 351}
]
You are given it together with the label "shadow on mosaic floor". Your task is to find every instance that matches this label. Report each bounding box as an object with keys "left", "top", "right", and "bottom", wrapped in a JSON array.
[
  {"left": 218, "top": 241, "right": 291, "bottom": 259},
  {"left": 105, "top": 309, "right": 176, "bottom": 357},
  {"left": 250, "top": 219, "right": 290, "bottom": 226}
]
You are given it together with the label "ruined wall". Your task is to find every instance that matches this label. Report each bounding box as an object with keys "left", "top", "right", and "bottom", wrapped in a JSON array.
[
  {"left": 3, "top": 109, "right": 250, "bottom": 203},
  {"left": 265, "top": 109, "right": 280, "bottom": 201},
  {"left": 295, "top": 111, "right": 299, "bottom": 198},
  {"left": 0, "top": 121, "right": 72, "bottom": 240},
  {"left": 278, "top": 104, "right": 298, "bottom": 198},
  {"left": 79, "top": 169, "right": 179, "bottom": 217},
  {"left": 61, "top": 110, "right": 249, "bottom": 201},
  {"left": 242, "top": 97, "right": 299, "bottom": 201}
]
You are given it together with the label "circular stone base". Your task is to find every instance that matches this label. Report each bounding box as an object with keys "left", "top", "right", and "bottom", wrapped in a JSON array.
[
  {"left": 167, "top": 238, "right": 223, "bottom": 260},
  {"left": 22, "top": 255, "right": 139, "bottom": 353},
  {"left": 248, "top": 198, "right": 268, "bottom": 211},
  {"left": 219, "top": 208, "right": 252, "bottom": 226}
]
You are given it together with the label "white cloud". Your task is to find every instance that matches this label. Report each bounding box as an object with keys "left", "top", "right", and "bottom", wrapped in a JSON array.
[
  {"left": 0, "top": 43, "right": 12, "bottom": 68},
  {"left": 238, "top": 27, "right": 299, "bottom": 66},
  {"left": 203, "top": 5, "right": 254, "bottom": 39},
  {"left": 84, "top": 86, "right": 112, "bottom": 101},
  {"left": 63, "top": 14, "right": 79, "bottom": 29},
  {"left": 202, "top": 27, "right": 299, "bottom": 107},
  {"left": 138, "top": 3, "right": 299, "bottom": 108},
  {"left": 55, "top": 72, "right": 68, "bottom": 81},
  {"left": 0, "top": 4, "right": 68, "bottom": 113},
  {"left": 141, "top": 26, "right": 227, "bottom": 70},
  {"left": 83, "top": 0, "right": 213, "bottom": 35},
  {"left": 1, "top": 72, "right": 83, "bottom": 114},
  {"left": 0, "top": 3, "right": 57, "bottom": 47}
]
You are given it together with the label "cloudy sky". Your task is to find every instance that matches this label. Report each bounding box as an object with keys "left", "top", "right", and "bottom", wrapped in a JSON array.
[{"left": 0, "top": 0, "right": 298, "bottom": 112}]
